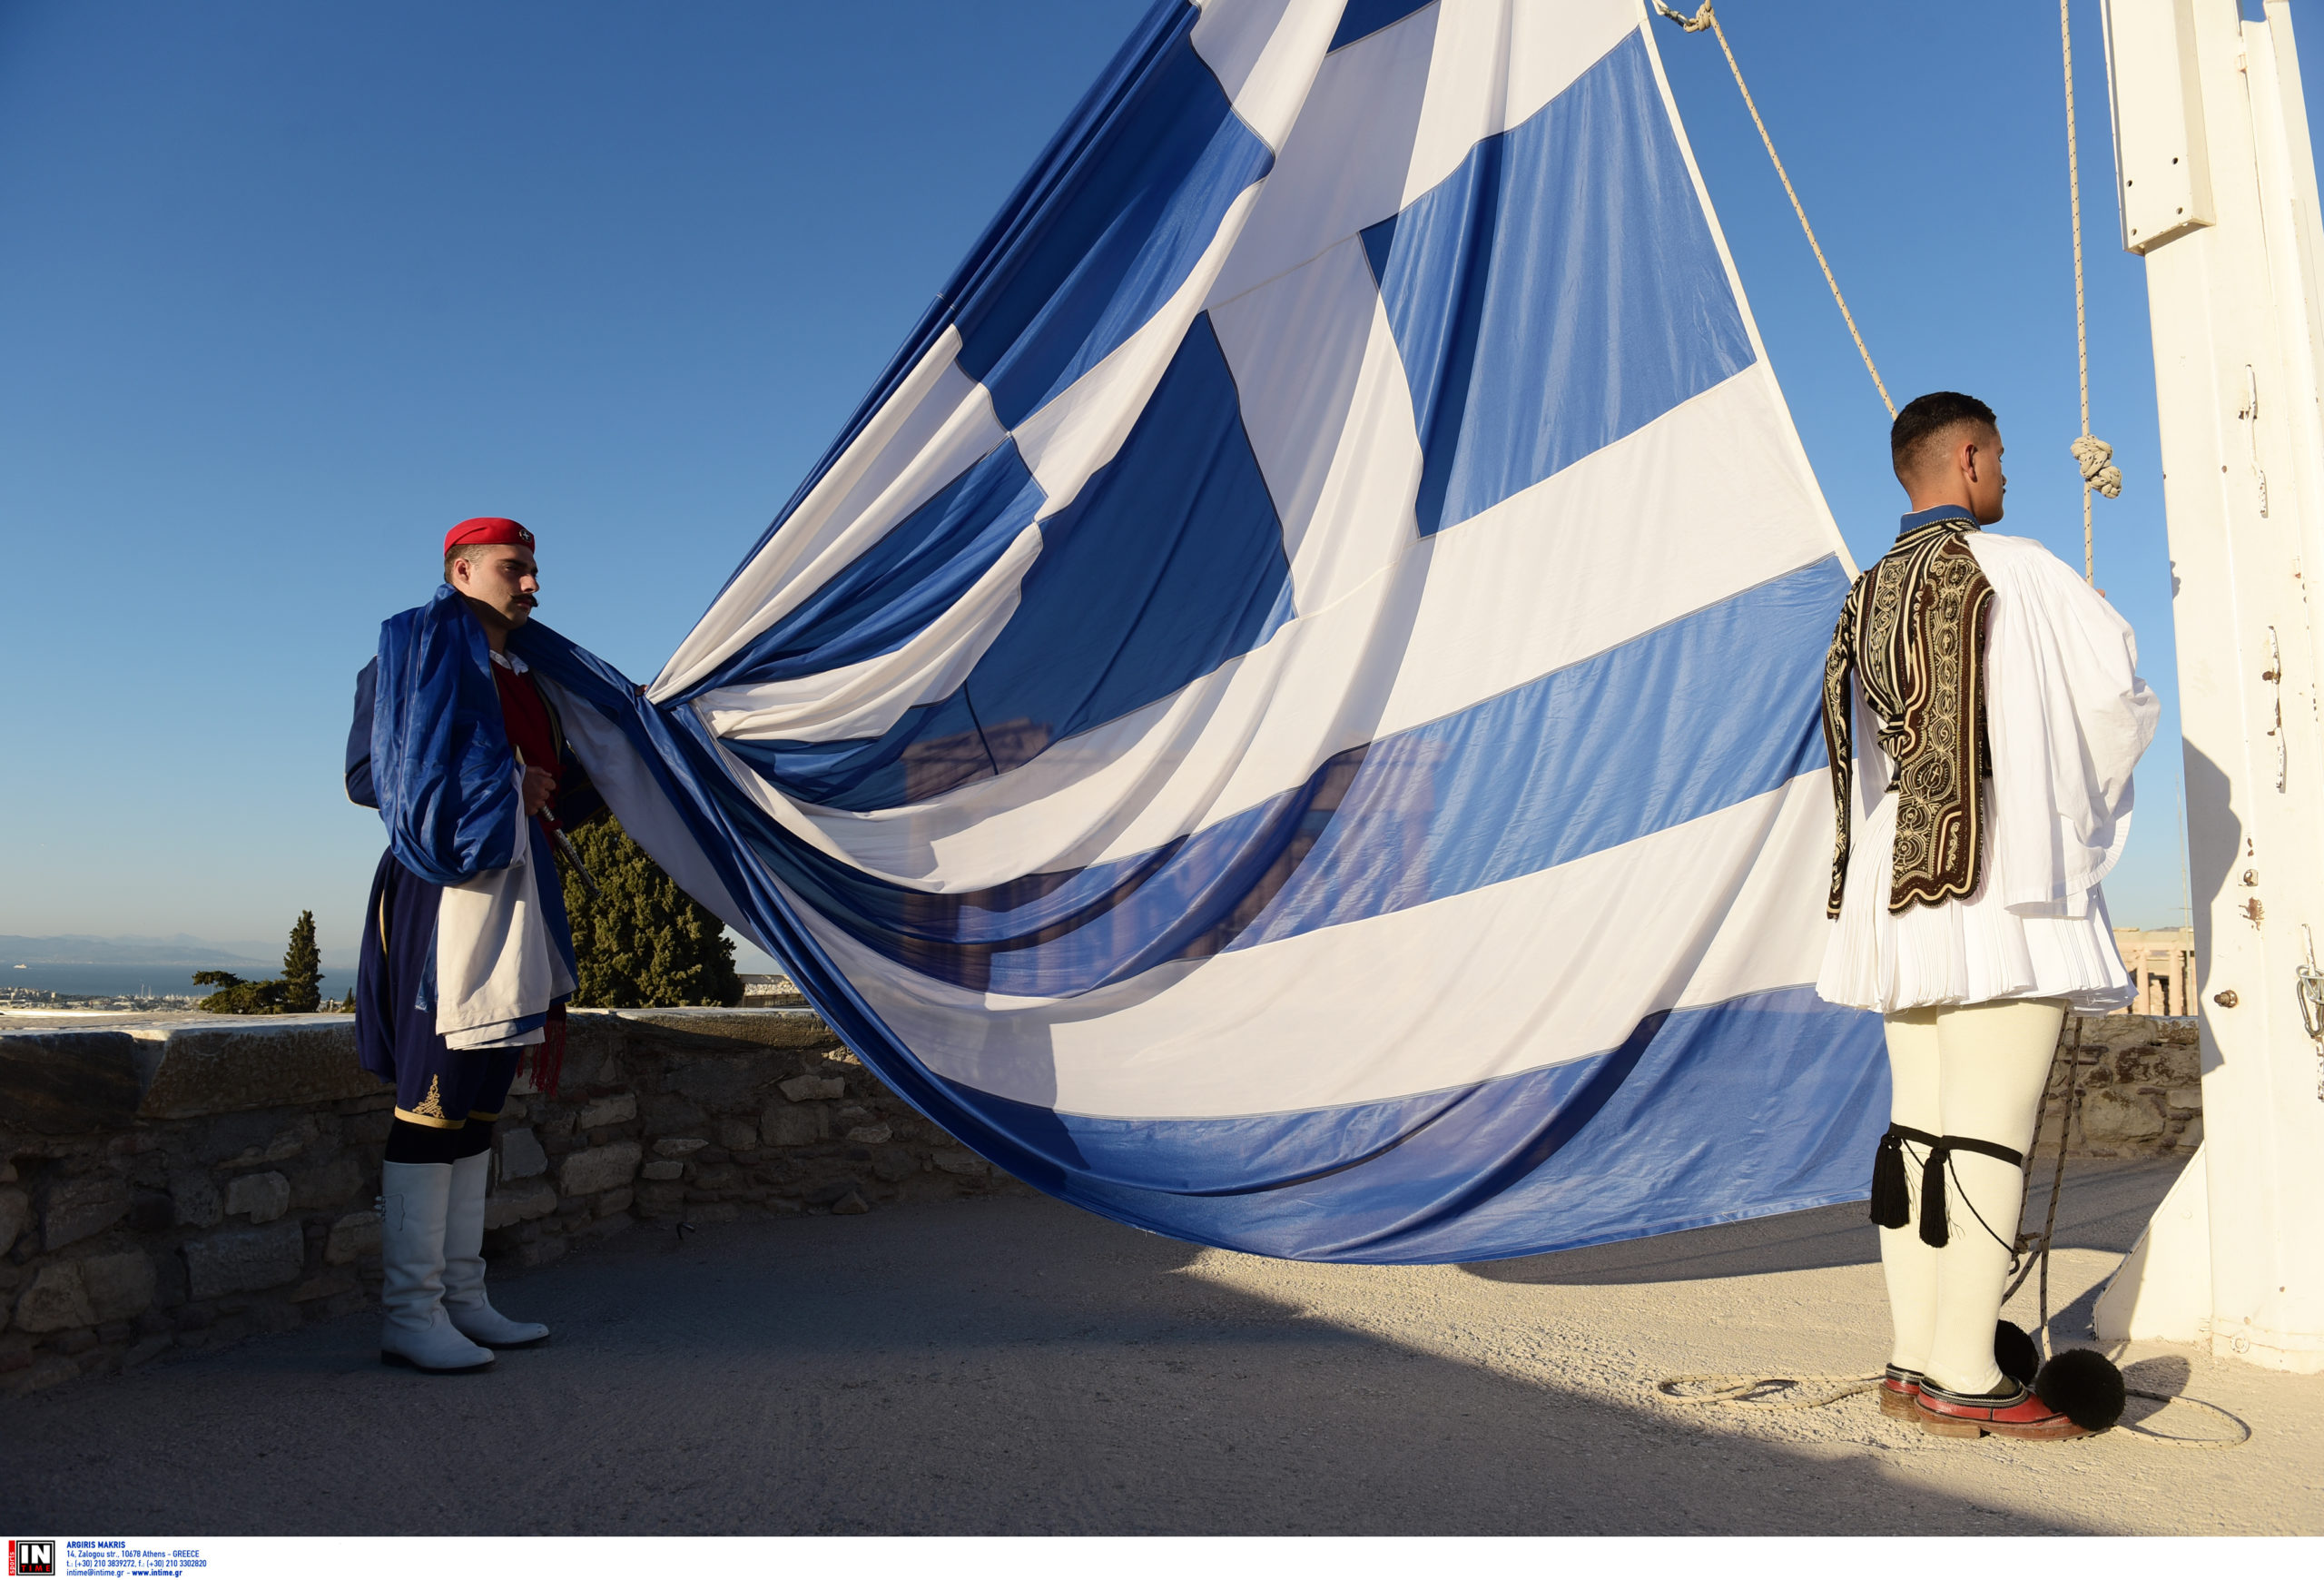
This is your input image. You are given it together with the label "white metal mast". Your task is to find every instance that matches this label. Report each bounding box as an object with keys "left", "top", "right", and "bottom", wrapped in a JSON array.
[{"left": 2095, "top": 0, "right": 2324, "bottom": 1373}]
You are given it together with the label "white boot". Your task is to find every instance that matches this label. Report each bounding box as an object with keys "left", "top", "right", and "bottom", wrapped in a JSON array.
[
  {"left": 379, "top": 1160, "right": 496, "bottom": 1373},
  {"left": 442, "top": 1150, "right": 550, "bottom": 1348}
]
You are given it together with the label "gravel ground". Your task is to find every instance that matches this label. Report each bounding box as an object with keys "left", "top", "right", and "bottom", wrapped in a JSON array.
[{"left": 2, "top": 1157, "right": 2311, "bottom": 1536}]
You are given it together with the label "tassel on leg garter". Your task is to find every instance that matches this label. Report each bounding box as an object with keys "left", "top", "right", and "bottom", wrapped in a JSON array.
[
  {"left": 1917, "top": 1134, "right": 2025, "bottom": 1249},
  {"left": 1869, "top": 1123, "right": 1940, "bottom": 1229}
]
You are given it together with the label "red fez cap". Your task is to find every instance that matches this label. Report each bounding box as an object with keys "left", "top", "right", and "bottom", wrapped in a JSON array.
[{"left": 443, "top": 517, "right": 536, "bottom": 555}]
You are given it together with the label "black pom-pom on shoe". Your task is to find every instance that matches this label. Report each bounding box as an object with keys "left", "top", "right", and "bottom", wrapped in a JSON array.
[
  {"left": 1994, "top": 1319, "right": 2039, "bottom": 1387},
  {"left": 2034, "top": 1348, "right": 2126, "bottom": 1432}
]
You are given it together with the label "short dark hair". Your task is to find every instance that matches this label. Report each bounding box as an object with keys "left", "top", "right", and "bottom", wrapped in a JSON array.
[
  {"left": 444, "top": 542, "right": 495, "bottom": 585},
  {"left": 1891, "top": 390, "right": 1998, "bottom": 480}
]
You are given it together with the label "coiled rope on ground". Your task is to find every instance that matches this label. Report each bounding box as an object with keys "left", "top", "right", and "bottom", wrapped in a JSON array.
[{"left": 1650, "top": 1374, "right": 2251, "bottom": 1447}]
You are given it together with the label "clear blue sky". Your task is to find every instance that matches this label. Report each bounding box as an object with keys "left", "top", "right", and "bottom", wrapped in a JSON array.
[{"left": 3, "top": 0, "right": 2306, "bottom": 956}]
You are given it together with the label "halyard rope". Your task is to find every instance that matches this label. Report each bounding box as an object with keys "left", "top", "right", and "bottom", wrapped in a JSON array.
[
  {"left": 1651, "top": 3, "right": 1893, "bottom": 419},
  {"left": 1998, "top": 1017, "right": 2082, "bottom": 1351},
  {"left": 2034, "top": 1020, "right": 2082, "bottom": 1357},
  {"left": 2060, "top": 0, "right": 2122, "bottom": 584},
  {"left": 1656, "top": 1374, "right": 1877, "bottom": 1411},
  {"left": 1656, "top": 0, "right": 2124, "bottom": 578}
]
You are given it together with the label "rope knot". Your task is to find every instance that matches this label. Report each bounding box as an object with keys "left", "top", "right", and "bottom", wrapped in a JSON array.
[
  {"left": 1652, "top": 2, "right": 1717, "bottom": 33},
  {"left": 2072, "top": 434, "right": 2124, "bottom": 499}
]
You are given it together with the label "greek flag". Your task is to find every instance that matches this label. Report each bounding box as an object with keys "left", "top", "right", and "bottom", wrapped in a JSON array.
[{"left": 518, "top": 0, "right": 1886, "bottom": 1261}]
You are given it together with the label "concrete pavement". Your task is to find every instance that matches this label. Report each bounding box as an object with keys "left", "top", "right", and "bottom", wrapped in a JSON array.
[{"left": 3, "top": 1158, "right": 2312, "bottom": 1535}]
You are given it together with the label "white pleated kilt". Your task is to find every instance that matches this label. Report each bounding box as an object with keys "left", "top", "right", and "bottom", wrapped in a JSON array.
[{"left": 1817, "top": 785, "right": 2133, "bottom": 1015}]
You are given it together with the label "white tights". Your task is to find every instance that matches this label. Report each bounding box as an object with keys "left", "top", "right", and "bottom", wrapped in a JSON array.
[{"left": 1879, "top": 997, "right": 2064, "bottom": 1394}]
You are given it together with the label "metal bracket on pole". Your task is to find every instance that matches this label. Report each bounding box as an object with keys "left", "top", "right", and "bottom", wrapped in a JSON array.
[
  {"left": 2298, "top": 926, "right": 2324, "bottom": 1034},
  {"left": 2299, "top": 928, "right": 2324, "bottom": 1103}
]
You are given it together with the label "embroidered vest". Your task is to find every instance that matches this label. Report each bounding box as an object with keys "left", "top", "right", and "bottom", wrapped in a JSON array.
[{"left": 1820, "top": 515, "right": 1994, "bottom": 916}]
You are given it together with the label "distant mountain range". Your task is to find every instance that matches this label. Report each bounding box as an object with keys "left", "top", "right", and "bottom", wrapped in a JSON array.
[{"left": 0, "top": 933, "right": 358, "bottom": 969}]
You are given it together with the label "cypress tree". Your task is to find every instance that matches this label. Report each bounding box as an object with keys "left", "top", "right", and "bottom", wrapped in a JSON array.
[
  {"left": 191, "top": 970, "right": 289, "bottom": 1014},
  {"left": 564, "top": 816, "right": 743, "bottom": 1008},
  {"left": 281, "top": 910, "right": 323, "bottom": 1013}
]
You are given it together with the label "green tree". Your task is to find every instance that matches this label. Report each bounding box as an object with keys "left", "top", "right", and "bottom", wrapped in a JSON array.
[
  {"left": 191, "top": 970, "right": 290, "bottom": 1014},
  {"left": 565, "top": 816, "right": 743, "bottom": 1008},
  {"left": 191, "top": 911, "right": 330, "bottom": 1014},
  {"left": 281, "top": 910, "right": 323, "bottom": 1012}
]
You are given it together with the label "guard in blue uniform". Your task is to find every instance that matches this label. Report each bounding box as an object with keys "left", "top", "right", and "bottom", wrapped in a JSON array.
[{"left": 346, "top": 517, "right": 600, "bottom": 1373}]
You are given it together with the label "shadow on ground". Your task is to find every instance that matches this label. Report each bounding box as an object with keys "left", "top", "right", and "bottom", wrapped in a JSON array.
[
  {"left": 1466, "top": 1158, "right": 2183, "bottom": 1287},
  {"left": 0, "top": 1176, "right": 2191, "bottom": 1536}
]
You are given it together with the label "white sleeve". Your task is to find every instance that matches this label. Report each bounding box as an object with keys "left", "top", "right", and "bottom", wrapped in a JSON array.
[
  {"left": 1853, "top": 676, "right": 1888, "bottom": 825},
  {"left": 1971, "top": 533, "right": 2160, "bottom": 913}
]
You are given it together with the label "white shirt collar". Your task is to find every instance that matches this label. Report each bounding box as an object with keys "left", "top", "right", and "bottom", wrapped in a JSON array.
[{"left": 490, "top": 649, "right": 529, "bottom": 675}]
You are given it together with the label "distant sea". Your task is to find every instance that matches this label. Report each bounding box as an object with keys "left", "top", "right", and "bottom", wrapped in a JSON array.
[{"left": 3, "top": 963, "right": 350, "bottom": 1000}]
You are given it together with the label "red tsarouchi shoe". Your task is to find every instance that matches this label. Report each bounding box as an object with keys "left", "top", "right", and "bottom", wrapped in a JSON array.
[
  {"left": 1914, "top": 1379, "right": 2093, "bottom": 1440},
  {"left": 1877, "top": 1365, "right": 1924, "bottom": 1420}
]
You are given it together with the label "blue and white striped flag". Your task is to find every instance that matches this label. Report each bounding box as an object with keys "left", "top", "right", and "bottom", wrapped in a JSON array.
[{"left": 520, "top": 0, "right": 1887, "bottom": 1261}]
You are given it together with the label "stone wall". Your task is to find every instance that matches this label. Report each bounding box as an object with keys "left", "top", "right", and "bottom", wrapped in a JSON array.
[
  {"left": 2031, "top": 1013, "right": 2204, "bottom": 1158},
  {"left": 0, "top": 1008, "right": 1026, "bottom": 1397}
]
